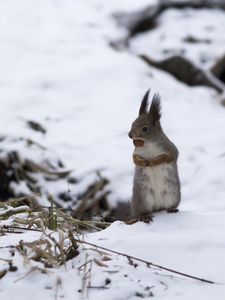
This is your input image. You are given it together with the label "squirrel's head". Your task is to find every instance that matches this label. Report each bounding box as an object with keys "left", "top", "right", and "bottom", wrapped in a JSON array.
[{"left": 128, "top": 90, "right": 162, "bottom": 147}]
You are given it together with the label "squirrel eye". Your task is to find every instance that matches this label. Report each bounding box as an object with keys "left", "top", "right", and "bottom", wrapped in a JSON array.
[{"left": 142, "top": 126, "right": 148, "bottom": 132}]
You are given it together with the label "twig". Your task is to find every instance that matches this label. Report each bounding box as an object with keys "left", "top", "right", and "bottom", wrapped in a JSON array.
[
  {"left": 55, "top": 276, "right": 62, "bottom": 300},
  {"left": 14, "top": 267, "right": 38, "bottom": 283},
  {"left": 87, "top": 286, "right": 109, "bottom": 289},
  {"left": 79, "top": 254, "right": 92, "bottom": 298},
  {"left": 26, "top": 139, "right": 47, "bottom": 150},
  {"left": 74, "top": 239, "right": 215, "bottom": 285},
  {"left": 77, "top": 259, "right": 93, "bottom": 271},
  {"left": 0, "top": 245, "right": 15, "bottom": 249},
  {"left": 160, "top": 281, "right": 168, "bottom": 291},
  {"left": 0, "top": 258, "right": 12, "bottom": 263}
]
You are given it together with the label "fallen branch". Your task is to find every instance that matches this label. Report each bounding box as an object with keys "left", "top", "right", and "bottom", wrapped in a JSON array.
[{"left": 74, "top": 239, "right": 215, "bottom": 285}]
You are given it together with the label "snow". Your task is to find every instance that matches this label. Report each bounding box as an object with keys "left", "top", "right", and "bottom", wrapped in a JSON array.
[
  {"left": 0, "top": 0, "right": 225, "bottom": 299},
  {"left": 130, "top": 7, "right": 225, "bottom": 67},
  {"left": 1, "top": 213, "right": 225, "bottom": 299}
]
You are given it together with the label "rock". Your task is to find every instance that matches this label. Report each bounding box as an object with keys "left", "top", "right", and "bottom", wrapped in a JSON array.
[
  {"left": 113, "top": 0, "right": 225, "bottom": 38},
  {"left": 140, "top": 54, "right": 225, "bottom": 93},
  {"left": 210, "top": 53, "right": 225, "bottom": 83}
]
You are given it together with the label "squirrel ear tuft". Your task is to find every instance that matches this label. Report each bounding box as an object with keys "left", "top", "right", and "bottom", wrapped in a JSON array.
[
  {"left": 139, "top": 89, "right": 150, "bottom": 116},
  {"left": 148, "top": 93, "right": 162, "bottom": 126}
]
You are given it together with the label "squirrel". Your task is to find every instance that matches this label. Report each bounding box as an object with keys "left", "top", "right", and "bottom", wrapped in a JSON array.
[{"left": 128, "top": 90, "right": 181, "bottom": 223}]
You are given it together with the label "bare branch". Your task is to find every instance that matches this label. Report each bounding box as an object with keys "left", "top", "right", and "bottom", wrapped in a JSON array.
[{"left": 74, "top": 238, "right": 215, "bottom": 285}]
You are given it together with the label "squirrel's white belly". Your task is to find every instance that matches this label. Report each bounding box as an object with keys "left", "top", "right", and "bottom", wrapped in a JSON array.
[{"left": 142, "top": 164, "right": 174, "bottom": 211}]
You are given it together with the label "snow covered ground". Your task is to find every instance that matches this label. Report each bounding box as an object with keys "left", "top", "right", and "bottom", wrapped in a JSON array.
[{"left": 0, "top": 1, "right": 225, "bottom": 299}]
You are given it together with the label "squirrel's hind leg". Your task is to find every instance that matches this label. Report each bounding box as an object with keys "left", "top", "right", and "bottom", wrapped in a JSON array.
[
  {"left": 125, "top": 213, "right": 154, "bottom": 225},
  {"left": 139, "top": 213, "right": 154, "bottom": 223},
  {"left": 167, "top": 208, "right": 179, "bottom": 213}
]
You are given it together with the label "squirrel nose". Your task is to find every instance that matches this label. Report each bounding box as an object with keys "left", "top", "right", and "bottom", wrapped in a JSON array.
[{"left": 128, "top": 131, "right": 133, "bottom": 139}]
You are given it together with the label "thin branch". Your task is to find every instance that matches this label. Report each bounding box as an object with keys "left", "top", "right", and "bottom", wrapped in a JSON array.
[
  {"left": 74, "top": 239, "right": 215, "bottom": 285},
  {"left": 14, "top": 267, "right": 38, "bottom": 283},
  {"left": 87, "top": 286, "right": 109, "bottom": 289},
  {"left": 55, "top": 276, "right": 62, "bottom": 300}
]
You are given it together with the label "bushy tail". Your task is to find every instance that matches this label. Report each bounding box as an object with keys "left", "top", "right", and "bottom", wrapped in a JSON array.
[{"left": 105, "top": 201, "right": 131, "bottom": 222}]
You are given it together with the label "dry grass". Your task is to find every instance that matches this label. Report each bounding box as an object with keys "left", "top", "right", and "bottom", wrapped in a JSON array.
[
  {"left": 0, "top": 191, "right": 111, "bottom": 282},
  {"left": 16, "top": 230, "right": 79, "bottom": 268},
  {"left": 0, "top": 192, "right": 111, "bottom": 233},
  {"left": 0, "top": 184, "right": 114, "bottom": 291}
]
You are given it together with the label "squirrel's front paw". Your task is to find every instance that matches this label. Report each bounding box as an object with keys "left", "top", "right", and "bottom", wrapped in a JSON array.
[
  {"left": 139, "top": 213, "right": 153, "bottom": 223},
  {"left": 133, "top": 154, "right": 150, "bottom": 167}
]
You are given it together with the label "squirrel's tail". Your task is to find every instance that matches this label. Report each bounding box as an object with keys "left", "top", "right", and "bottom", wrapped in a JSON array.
[{"left": 105, "top": 201, "right": 131, "bottom": 222}]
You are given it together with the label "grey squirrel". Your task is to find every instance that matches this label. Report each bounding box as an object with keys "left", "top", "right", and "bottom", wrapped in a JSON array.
[{"left": 128, "top": 90, "right": 181, "bottom": 223}]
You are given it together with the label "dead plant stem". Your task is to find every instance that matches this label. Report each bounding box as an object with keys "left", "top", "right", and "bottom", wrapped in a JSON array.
[{"left": 74, "top": 239, "right": 215, "bottom": 285}]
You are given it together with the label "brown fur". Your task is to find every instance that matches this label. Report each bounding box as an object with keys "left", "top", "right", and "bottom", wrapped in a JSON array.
[{"left": 133, "top": 153, "right": 173, "bottom": 167}]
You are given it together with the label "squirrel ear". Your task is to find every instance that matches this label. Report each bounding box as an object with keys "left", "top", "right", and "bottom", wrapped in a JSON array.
[
  {"left": 148, "top": 93, "right": 162, "bottom": 126},
  {"left": 139, "top": 89, "right": 150, "bottom": 116}
]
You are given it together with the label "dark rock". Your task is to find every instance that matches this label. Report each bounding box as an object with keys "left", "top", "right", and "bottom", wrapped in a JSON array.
[
  {"left": 210, "top": 53, "right": 225, "bottom": 83},
  {"left": 183, "top": 35, "right": 211, "bottom": 44},
  {"left": 140, "top": 54, "right": 225, "bottom": 93},
  {"left": 113, "top": 0, "right": 225, "bottom": 38}
]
